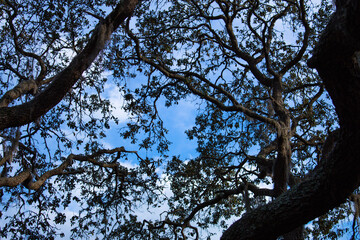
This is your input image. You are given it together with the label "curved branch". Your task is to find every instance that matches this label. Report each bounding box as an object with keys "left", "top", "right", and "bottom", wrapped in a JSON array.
[
  {"left": 0, "top": 169, "right": 31, "bottom": 187},
  {"left": 285, "top": 82, "right": 322, "bottom": 94},
  {"left": 263, "top": 4, "right": 292, "bottom": 77},
  {"left": 183, "top": 183, "right": 274, "bottom": 224},
  {"left": 189, "top": 0, "right": 226, "bottom": 21},
  {"left": 183, "top": 188, "right": 242, "bottom": 223},
  {"left": 279, "top": 0, "right": 310, "bottom": 75},
  {"left": 5, "top": 1, "right": 47, "bottom": 83},
  {"left": 222, "top": 12, "right": 272, "bottom": 87},
  {"left": 159, "top": 62, "right": 277, "bottom": 126},
  {"left": 192, "top": 6, "right": 271, "bottom": 87}
]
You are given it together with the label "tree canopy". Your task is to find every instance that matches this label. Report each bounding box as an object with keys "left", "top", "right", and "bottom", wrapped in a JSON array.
[{"left": 0, "top": 0, "right": 360, "bottom": 239}]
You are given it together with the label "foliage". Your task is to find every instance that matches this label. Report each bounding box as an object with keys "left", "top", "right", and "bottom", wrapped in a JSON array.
[
  {"left": 0, "top": 0, "right": 161, "bottom": 239},
  {"left": 0, "top": 0, "right": 359, "bottom": 239}
]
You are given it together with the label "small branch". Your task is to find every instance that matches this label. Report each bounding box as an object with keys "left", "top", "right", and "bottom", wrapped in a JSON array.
[
  {"left": 83, "top": 10, "right": 104, "bottom": 21},
  {"left": 24, "top": 155, "right": 74, "bottom": 190},
  {"left": 285, "top": 83, "right": 322, "bottom": 94},
  {"left": 183, "top": 183, "right": 273, "bottom": 224},
  {"left": 293, "top": 133, "right": 321, "bottom": 147},
  {"left": 5, "top": 1, "right": 47, "bottom": 83}
]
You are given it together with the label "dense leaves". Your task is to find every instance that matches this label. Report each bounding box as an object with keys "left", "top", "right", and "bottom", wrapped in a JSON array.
[
  {"left": 110, "top": 0, "right": 359, "bottom": 238},
  {"left": 0, "top": 0, "right": 359, "bottom": 239},
  {"left": 0, "top": 0, "right": 159, "bottom": 239}
]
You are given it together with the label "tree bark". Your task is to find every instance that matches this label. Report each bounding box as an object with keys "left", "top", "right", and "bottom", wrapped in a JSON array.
[
  {"left": 221, "top": 1, "right": 360, "bottom": 239},
  {"left": 0, "top": 0, "right": 138, "bottom": 130}
]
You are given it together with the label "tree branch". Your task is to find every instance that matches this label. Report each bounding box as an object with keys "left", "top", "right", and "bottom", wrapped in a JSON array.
[
  {"left": 0, "top": 0, "right": 139, "bottom": 130},
  {"left": 5, "top": 0, "right": 47, "bottom": 83},
  {"left": 125, "top": 22, "right": 279, "bottom": 128},
  {"left": 222, "top": 1, "right": 360, "bottom": 238},
  {"left": 0, "top": 147, "right": 138, "bottom": 190}
]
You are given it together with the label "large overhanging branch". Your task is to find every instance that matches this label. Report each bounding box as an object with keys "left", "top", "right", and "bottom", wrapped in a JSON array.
[
  {"left": 0, "top": 0, "right": 139, "bottom": 130},
  {"left": 221, "top": 1, "right": 360, "bottom": 239}
]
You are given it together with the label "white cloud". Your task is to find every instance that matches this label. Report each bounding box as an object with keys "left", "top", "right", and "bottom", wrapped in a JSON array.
[
  {"left": 163, "top": 97, "right": 198, "bottom": 130},
  {"left": 104, "top": 83, "right": 130, "bottom": 124}
]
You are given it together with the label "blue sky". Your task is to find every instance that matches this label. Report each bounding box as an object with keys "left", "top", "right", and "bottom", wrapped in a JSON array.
[
  {"left": 1, "top": 0, "right": 358, "bottom": 239},
  {"left": 74, "top": 74, "right": 356, "bottom": 239}
]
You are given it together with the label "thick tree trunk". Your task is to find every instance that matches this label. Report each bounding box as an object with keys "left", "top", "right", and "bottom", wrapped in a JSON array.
[
  {"left": 272, "top": 76, "right": 301, "bottom": 238},
  {"left": 283, "top": 226, "right": 304, "bottom": 240},
  {"left": 221, "top": 1, "right": 360, "bottom": 239},
  {"left": 273, "top": 129, "right": 292, "bottom": 198}
]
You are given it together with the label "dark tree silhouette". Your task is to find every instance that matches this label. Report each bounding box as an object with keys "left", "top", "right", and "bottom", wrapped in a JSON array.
[{"left": 0, "top": 0, "right": 359, "bottom": 239}]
